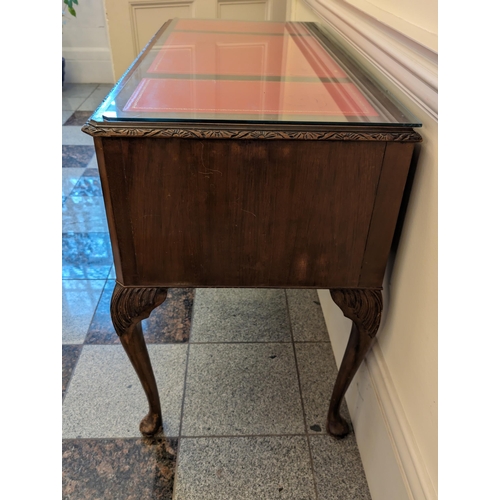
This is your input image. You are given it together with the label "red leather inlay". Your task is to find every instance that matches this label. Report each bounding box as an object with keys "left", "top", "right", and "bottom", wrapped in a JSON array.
[
  {"left": 123, "top": 78, "right": 379, "bottom": 117},
  {"left": 148, "top": 32, "right": 346, "bottom": 79}
]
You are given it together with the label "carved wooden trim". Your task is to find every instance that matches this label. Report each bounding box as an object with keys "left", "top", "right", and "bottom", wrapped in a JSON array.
[
  {"left": 330, "top": 288, "right": 383, "bottom": 337},
  {"left": 110, "top": 283, "right": 169, "bottom": 336},
  {"left": 82, "top": 123, "right": 422, "bottom": 142}
]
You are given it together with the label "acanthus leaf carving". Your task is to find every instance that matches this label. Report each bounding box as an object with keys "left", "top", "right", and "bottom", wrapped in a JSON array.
[
  {"left": 110, "top": 283, "right": 169, "bottom": 336},
  {"left": 330, "top": 288, "right": 383, "bottom": 337},
  {"left": 82, "top": 123, "right": 422, "bottom": 142}
]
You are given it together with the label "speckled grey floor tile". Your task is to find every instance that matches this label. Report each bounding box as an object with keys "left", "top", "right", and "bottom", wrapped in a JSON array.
[
  {"left": 295, "top": 343, "right": 350, "bottom": 434},
  {"left": 62, "top": 168, "right": 85, "bottom": 197},
  {"left": 174, "top": 436, "right": 316, "bottom": 500},
  {"left": 62, "top": 280, "right": 106, "bottom": 344},
  {"left": 309, "top": 435, "right": 372, "bottom": 500},
  {"left": 62, "top": 232, "right": 113, "bottom": 279},
  {"left": 190, "top": 288, "right": 291, "bottom": 342},
  {"left": 182, "top": 343, "right": 304, "bottom": 436},
  {"left": 89, "top": 84, "right": 114, "bottom": 100},
  {"left": 62, "top": 110, "right": 73, "bottom": 124},
  {"left": 62, "top": 83, "right": 98, "bottom": 98},
  {"left": 78, "top": 95, "right": 110, "bottom": 111},
  {"left": 286, "top": 289, "right": 330, "bottom": 342},
  {"left": 62, "top": 196, "right": 108, "bottom": 232},
  {"left": 62, "top": 344, "right": 187, "bottom": 438},
  {"left": 62, "top": 125, "right": 94, "bottom": 145},
  {"left": 62, "top": 96, "right": 86, "bottom": 110},
  {"left": 85, "top": 154, "right": 98, "bottom": 170}
]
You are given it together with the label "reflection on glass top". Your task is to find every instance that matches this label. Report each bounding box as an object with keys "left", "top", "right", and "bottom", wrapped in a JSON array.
[{"left": 94, "top": 18, "right": 421, "bottom": 126}]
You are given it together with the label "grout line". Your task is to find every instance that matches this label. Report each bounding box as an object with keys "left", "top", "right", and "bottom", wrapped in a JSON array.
[
  {"left": 172, "top": 288, "right": 195, "bottom": 499},
  {"left": 187, "top": 340, "right": 332, "bottom": 345},
  {"left": 284, "top": 289, "right": 320, "bottom": 500},
  {"left": 179, "top": 433, "right": 313, "bottom": 439},
  {"left": 62, "top": 432, "right": 317, "bottom": 442}
]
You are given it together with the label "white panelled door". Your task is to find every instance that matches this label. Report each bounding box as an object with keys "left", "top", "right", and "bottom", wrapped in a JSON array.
[{"left": 104, "top": 0, "right": 287, "bottom": 80}]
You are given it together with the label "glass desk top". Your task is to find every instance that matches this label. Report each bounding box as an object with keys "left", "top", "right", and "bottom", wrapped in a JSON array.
[{"left": 93, "top": 18, "right": 421, "bottom": 127}]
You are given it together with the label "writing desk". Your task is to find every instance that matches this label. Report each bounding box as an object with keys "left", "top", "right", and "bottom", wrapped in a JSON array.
[{"left": 83, "top": 18, "right": 421, "bottom": 439}]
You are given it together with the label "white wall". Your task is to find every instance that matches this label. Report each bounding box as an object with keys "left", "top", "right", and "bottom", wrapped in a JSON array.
[
  {"left": 287, "top": 1, "right": 437, "bottom": 499},
  {"left": 62, "top": 0, "right": 114, "bottom": 83}
]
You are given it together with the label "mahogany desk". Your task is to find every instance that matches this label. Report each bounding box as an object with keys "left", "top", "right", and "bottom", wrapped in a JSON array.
[{"left": 83, "top": 18, "right": 421, "bottom": 439}]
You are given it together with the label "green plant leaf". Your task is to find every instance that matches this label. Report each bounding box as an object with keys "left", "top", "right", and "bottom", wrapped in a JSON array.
[
  {"left": 73, "top": 0, "right": 79, "bottom": 5},
  {"left": 68, "top": 6, "right": 76, "bottom": 16}
]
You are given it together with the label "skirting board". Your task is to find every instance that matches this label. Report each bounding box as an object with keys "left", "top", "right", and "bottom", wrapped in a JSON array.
[
  {"left": 317, "top": 288, "right": 436, "bottom": 500},
  {"left": 62, "top": 47, "right": 114, "bottom": 84}
]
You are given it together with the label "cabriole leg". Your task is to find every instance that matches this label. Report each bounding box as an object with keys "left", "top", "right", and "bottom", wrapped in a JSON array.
[
  {"left": 327, "top": 288, "right": 383, "bottom": 438},
  {"left": 110, "top": 283, "right": 169, "bottom": 436}
]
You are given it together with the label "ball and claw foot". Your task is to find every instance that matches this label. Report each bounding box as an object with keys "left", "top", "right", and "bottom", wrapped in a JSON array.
[
  {"left": 140, "top": 411, "right": 163, "bottom": 436},
  {"left": 327, "top": 414, "right": 350, "bottom": 439}
]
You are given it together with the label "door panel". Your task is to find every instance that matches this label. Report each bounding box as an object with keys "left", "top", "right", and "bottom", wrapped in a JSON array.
[
  {"left": 104, "top": 0, "right": 287, "bottom": 80},
  {"left": 218, "top": 1, "right": 269, "bottom": 21},
  {"left": 130, "top": 2, "right": 194, "bottom": 54}
]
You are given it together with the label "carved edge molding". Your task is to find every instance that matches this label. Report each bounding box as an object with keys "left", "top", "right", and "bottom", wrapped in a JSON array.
[
  {"left": 330, "top": 288, "right": 383, "bottom": 337},
  {"left": 110, "top": 283, "right": 169, "bottom": 336},
  {"left": 82, "top": 123, "right": 422, "bottom": 142}
]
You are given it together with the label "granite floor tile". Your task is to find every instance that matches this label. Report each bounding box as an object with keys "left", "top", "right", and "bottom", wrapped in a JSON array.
[
  {"left": 85, "top": 154, "right": 98, "bottom": 169},
  {"left": 64, "top": 110, "right": 93, "bottom": 126},
  {"left": 174, "top": 436, "right": 316, "bottom": 500},
  {"left": 82, "top": 167, "right": 99, "bottom": 176},
  {"left": 295, "top": 343, "right": 350, "bottom": 434},
  {"left": 62, "top": 125, "right": 94, "bottom": 145},
  {"left": 62, "top": 145, "right": 95, "bottom": 169},
  {"left": 309, "top": 435, "right": 372, "bottom": 500},
  {"left": 69, "top": 174, "right": 103, "bottom": 196},
  {"left": 182, "top": 343, "right": 304, "bottom": 436},
  {"left": 62, "top": 109, "right": 73, "bottom": 124},
  {"left": 63, "top": 345, "right": 82, "bottom": 398},
  {"left": 62, "top": 83, "right": 98, "bottom": 98},
  {"left": 287, "top": 289, "right": 330, "bottom": 342},
  {"left": 62, "top": 344, "right": 187, "bottom": 438},
  {"left": 95, "top": 83, "right": 114, "bottom": 93},
  {"left": 62, "top": 280, "right": 106, "bottom": 344},
  {"left": 63, "top": 437, "right": 177, "bottom": 500},
  {"left": 190, "top": 288, "right": 291, "bottom": 343},
  {"left": 108, "top": 265, "right": 116, "bottom": 279},
  {"left": 62, "top": 168, "right": 85, "bottom": 197},
  {"left": 62, "top": 96, "right": 86, "bottom": 110},
  {"left": 86, "top": 282, "right": 194, "bottom": 344},
  {"left": 62, "top": 232, "right": 113, "bottom": 279},
  {"left": 86, "top": 84, "right": 114, "bottom": 101},
  {"left": 62, "top": 196, "right": 108, "bottom": 232},
  {"left": 78, "top": 95, "right": 110, "bottom": 111}
]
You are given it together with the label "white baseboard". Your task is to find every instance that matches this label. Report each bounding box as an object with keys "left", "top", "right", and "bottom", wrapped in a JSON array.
[
  {"left": 317, "top": 289, "right": 437, "bottom": 500},
  {"left": 62, "top": 47, "right": 114, "bottom": 84}
]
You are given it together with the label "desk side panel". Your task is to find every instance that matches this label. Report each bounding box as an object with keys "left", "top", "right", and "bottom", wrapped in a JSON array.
[
  {"left": 100, "top": 137, "right": 386, "bottom": 288},
  {"left": 358, "top": 142, "right": 415, "bottom": 287},
  {"left": 93, "top": 137, "right": 126, "bottom": 283}
]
